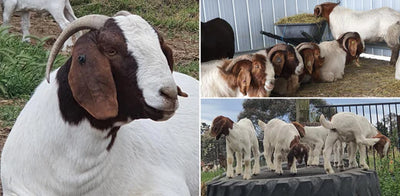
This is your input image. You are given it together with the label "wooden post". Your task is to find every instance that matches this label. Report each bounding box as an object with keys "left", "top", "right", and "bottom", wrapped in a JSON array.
[{"left": 296, "top": 99, "right": 310, "bottom": 123}]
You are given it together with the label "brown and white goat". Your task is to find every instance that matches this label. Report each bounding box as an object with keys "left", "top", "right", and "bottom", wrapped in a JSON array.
[
  {"left": 201, "top": 54, "right": 275, "bottom": 97},
  {"left": 265, "top": 44, "right": 304, "bottom": 96},
  {"left": 1, "top": 12, "right": 198, "bottom": 195},
  {"left": 320, "top": 113, "right": 390, "bottom": 174},
  {"left": 296, "top": 42, "right": 325, "bottom": 82},
  {"left": 314, "top": 2, "right": 400, "bottom": 68},
  {"left": 210, "top": 116, "right": 260, "bottom": 180},
  {"left": 258, "top": 119, "right": 308, "bottom": 175},
  {"left": 318, "top": 32, "right": 364, "bottom": 82}
]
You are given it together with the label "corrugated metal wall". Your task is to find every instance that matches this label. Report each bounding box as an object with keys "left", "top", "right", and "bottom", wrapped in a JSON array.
[{"left": 201, "top": 0, "right": 400, "bottom": 56}]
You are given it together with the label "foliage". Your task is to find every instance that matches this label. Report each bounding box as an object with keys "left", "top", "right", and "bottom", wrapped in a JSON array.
[
  {"left": 368, "top": 149, "right": 400, "bottom": 196},
  {"left": 0, "top": 99, "right": 26, "bottom": 128},
  {"left": 201, "top": 168, "right": 225, "bottom": 183},
  {"left": 71, "top": 0, "right": 199, "bottom": 33},
  {"left": 238, "top": 99, "right": 330, "bottom": 123},
  {"left": 0, "top": 27, "right": 67, "bottom": 98}
]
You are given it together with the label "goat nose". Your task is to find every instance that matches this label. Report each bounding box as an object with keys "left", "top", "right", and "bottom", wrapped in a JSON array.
[{"left": 159, "top": 86, "right": 178, "bottom": 100}]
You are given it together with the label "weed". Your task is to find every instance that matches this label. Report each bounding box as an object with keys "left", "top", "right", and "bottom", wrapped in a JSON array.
[{"left": 0, "top": 27, "right": 67, "bottom": 98}]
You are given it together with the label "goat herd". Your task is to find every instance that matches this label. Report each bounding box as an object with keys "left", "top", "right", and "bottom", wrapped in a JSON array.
[
  {"left": 201, "top": 2, "right": 400, "bottom": 97},
  {"left": 209, "top": 112, "right": 390, "bottom": 180}
]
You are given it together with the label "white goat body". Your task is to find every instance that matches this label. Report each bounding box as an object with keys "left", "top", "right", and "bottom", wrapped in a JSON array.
[
  {"left": 259, "top": 119, "right": 308, "bottom": 175},
  {"left": 1, "top": 71, "right": 199, "bottom": 195},
  {"left": 320, "top": 112, "right": 390, "bottom": 174},
  {"left": 300, "top": 126, "right": 329, "bottom": 166},
  {"left": 226, "top": 118, "right": 260, "bottom": 180},
  {"left": 1, "top": 0, "right": 78, "bottom": 48},
  {"left": 201, "top": 59, "right": 242, "bottom": 97},
  {"left": 329, "top": 6, "right": 400, "bottom": 45},
  {"left": 318, "top": 40, "right": 347, "bottom": 82}
]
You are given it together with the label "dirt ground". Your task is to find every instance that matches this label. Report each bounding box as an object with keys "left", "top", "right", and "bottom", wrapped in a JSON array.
[{"left": 293, "top": 58, "right": 400, "bottom": 97}]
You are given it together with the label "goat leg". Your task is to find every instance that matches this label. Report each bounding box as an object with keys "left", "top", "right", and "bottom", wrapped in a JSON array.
[{"left": 390, "top": 45, "right": 400, "bottom": 66}]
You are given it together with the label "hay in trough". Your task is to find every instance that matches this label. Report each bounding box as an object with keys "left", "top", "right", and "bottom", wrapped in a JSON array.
[{"left": 275, "top": 13, "right": 326, "bottom": 25}]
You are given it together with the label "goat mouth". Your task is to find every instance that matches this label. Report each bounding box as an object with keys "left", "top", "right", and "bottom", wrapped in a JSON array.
[
  {"left": 143, "top": 104, "right": 176, "bottom": 121},
  {"left": 265, "top": 83, "right": 274, "bottom": 91}
]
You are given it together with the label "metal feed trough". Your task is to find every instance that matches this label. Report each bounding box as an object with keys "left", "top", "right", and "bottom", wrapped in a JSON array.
[{"left": 261, "top": 21, "right": 327, "bottom": 45}]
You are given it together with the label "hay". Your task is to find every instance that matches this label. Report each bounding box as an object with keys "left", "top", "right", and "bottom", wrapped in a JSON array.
[
  {"left": 292, "top": 58, "right": 400, "bottom": 97},
  {"left": 275, "top": 13, "right": 326, "bottom": 25}
]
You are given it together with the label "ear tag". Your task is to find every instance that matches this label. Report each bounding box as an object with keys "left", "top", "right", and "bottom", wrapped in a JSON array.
[{"left": 78, "top": 55, "right": 86, "bottom": 64}]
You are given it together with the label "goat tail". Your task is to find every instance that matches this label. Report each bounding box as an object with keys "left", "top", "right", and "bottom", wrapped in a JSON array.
[{"left": 319, "top": 114, "right": 335, "bottom": 130}]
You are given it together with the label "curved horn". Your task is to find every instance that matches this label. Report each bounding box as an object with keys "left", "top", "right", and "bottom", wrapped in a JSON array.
[
  {"left": 314, "top": 5, "right": 322, "bottom": 16},
  {"left": 296, "top": 42, "right": 317, "bottom": 53},
  {"left": 114, "top": 10, "right": 131, "bottom": 16},
  {"left": 224, "top": 54, "right": 254, "bottom": 72},
  {"left": 340, "top": 32, "right": 359, "bottom": 52},
  {"left": 46, "top": 14, "right": 110, "bottom": 82},
  {"left": 267, "top": 44, "right": 288, "bottom": 61}
]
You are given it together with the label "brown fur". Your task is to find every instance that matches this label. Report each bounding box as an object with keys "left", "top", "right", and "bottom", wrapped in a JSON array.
[
  {"left": 337, "top": 32, "right": 363, "bottom": 64},
  {"left": 292, "top": 122, "right": 306, "bottom": 137},
  {"left": 314, "top": 2, "right": 340, "bottom": 24},
  {"left": 287, "top": 136, "right": 309, "bottom": 168},
  {"left": 267, "top": 44, "right": 299, "bottom": 79},
  {"left": 373, "top": 131, "right": 390, "bottom": 158},
  {"left": 297, "top": 43, "right": 325, "bottom": 82},
  {"left": 210, "top": 116, "right": 234, "bottom": 140},
  {"left": 219, "top": 54, "right": 269, "bottom": 97}
]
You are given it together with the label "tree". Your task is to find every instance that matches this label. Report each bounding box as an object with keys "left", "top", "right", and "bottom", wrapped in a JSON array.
[{"left": 238, "top": 99, "right": 330, "bottom": 123}]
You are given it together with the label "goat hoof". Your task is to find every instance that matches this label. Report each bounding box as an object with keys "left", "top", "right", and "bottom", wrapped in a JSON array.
[{"left": 291, "top": 173, "right": 296, "bottom": 176}]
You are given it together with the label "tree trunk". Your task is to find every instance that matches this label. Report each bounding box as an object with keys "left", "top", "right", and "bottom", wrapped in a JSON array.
[{"left": 296, "top": 99, "right": 309, "bottom": 123}]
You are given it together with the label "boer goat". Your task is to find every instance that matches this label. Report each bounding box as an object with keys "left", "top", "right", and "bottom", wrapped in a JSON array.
[
  {"left": 295, "top": 42, "right": 325, "bottom": 83},
  {"left": 258, "top": 119, "right": 308, "bottom": 175},
  {"left": 300, "top": 125, "right": 329, "bottom": 166},
  {"left": 201, "top": 53, "right": 275, "bottom": 97},
  {"left": 314, "top": 2, "right": 400, "bottom": 68},
  {"left": 318, "top": 32, "right": 363, "bottom": 82},
  {"left": 1, "top": 11, "right": 198, "bottom": 195},
  {"left": 265, "top": 44, "right": 304, "bottom": 96},
  {"left": 1, "top": 0, "right": 79, "bottom": 49},
  {"left": 210, "top": 116, "right": 260, "bottom": 180},
  {"left": 201, "top": 18, "right": 234, "bottom": 62},
  {"left": 320, "top": 113, "right": 390, "bottom": 174}
]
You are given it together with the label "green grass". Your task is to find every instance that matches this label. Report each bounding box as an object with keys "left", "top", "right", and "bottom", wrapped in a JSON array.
[
  {"left": 0, "top": 27, "right": 67, "bottom": 98},
  {"left": 71, "top": 0, "right": 198, "bottom": 33},
  {"left": 175, "top": 60, "right": 198, "bottom": 79},
  {"left": 201, "top": 168, "right": 225, "bottom": 183},
  {"left": 368, "top": 150, "right": 400, "bottom": 196},
  {"left": 0, "top": 99, "right": 26, "bottom": 128}
]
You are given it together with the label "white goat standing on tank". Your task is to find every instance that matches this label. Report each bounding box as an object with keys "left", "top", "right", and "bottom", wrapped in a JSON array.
[
  {"left": 1, "top": 0, "right": 78, "bottom": 49},
  {"left": 1, "top": 11, "right": 198, "bottom": 195}
]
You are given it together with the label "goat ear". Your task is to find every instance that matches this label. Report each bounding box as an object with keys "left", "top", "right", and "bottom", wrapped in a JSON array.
[
  {"left": 237, "top": 68, "right": 251, "bottom": 96},
  {"left": 271, "top": 52, "right": 285, "bottom": 76},
  {"left": 69, "top": 36, "right": 118, "bottom": 120},
  {"left": 347, "top": 38, "right": 358, "bottom": 57},
  {"left": 304, "top": 148, "right": 309, "bottom": 166}
]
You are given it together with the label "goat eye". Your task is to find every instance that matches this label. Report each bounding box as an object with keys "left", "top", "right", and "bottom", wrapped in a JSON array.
[
  {"left": 256, "top": 65, "right": 260, "bottom": 68},
  {"left": 107, "top": 49, "right": 117, "bottom": 56}
]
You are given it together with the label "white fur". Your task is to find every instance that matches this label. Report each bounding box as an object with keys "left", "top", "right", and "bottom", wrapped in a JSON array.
[
  {"left": 258, "top": 119, "right": 302, "bottom": 175},
  {"left": 320, "top": 112, "right": 383, "bottom": 174},
  {"left": 318, "top": 40, "right": 347, "bottom": 82},
  {"left": 1, "top": 0, "right": 78, "bottom": 49},
  {"left": 300, "top": 126, "right": 329, "bottom": 166},
  {"left": 200, "top": 54, "right": 275, "bottom": 97},
  {"left": 115, "top": 15, "right": 178, "bottom": 114},
  {"left": 329, "top": 6, "right": 400, "bottom": 79},
  {"left": 221, "top": 118, "right": 260, "bottom": 180},
  {"left": 1, "top": 71, "right": 199, "bottom": 195},
  {"left": 201, "top": 59, "right": 240, "bottom": 97}
]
